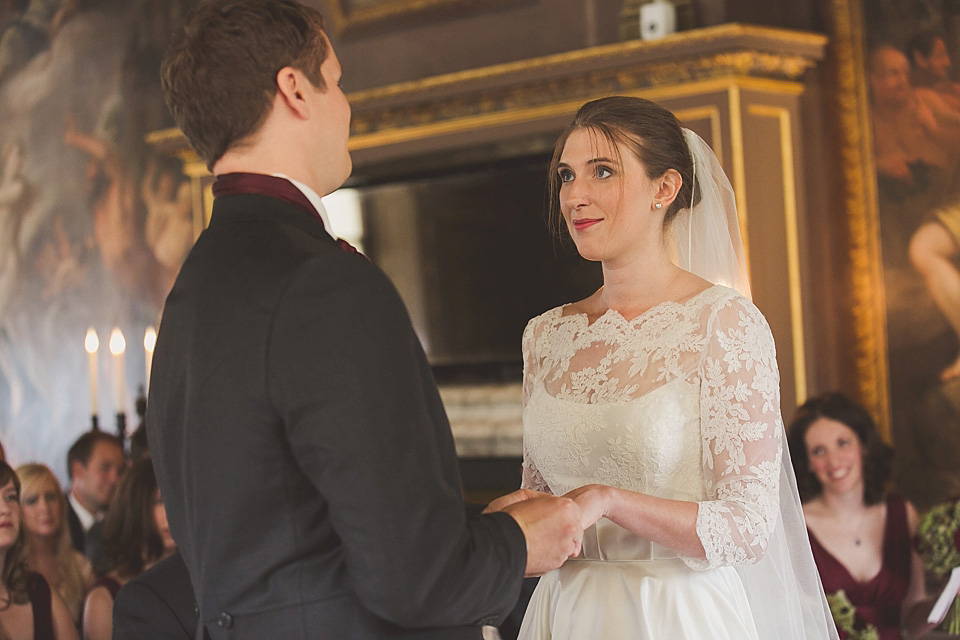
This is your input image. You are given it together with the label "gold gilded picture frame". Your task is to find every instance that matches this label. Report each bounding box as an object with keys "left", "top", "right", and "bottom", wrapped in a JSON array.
[{"left": 822, "top": 0, "right": 890, "bottom": 435}]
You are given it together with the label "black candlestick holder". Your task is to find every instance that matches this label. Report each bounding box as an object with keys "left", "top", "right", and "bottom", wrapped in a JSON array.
[
  {"left": 91, "top": 414, "right": 99, "bottom": 431},
  {"left": 116, "top": 412, "right": 126, "bottom": 444}
]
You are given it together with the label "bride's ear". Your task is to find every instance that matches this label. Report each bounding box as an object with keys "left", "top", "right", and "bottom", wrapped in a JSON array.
[{"left": 654, "top": 169, "right": 682, "bottom": 207}]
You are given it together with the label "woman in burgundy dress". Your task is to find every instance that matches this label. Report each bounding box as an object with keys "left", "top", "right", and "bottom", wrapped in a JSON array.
[
  {"left": 82, "top": 457, "right": 176, "bottom": 640},
  {"left": 0, "top": 460, "right": 78, "bottom": 639},
  {"left": 788, "top": 392, "right": 952, "bottom": 639}
]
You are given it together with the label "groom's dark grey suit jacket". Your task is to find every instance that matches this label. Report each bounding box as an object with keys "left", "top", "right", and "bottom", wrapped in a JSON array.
[{"left": 146, "top": 186, "right": 526, "bottom": 640}]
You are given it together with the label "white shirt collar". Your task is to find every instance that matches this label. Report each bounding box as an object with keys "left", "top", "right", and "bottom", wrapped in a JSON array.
[
  {"left": 68, "top": 492, "right": 97, "bottom": 531},
  {"left": 271, "top": 174, "right": 335, "bottom": 240}
]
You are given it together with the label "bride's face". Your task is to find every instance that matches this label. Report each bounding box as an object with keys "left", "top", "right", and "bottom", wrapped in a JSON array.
[{"left": 557, "top": 129, "right": 663, "bottom": 263}]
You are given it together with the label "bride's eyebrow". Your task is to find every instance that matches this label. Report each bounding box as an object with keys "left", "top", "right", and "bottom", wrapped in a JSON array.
[{"left": 587, "top": 157, "right": 617, "bottom": 165}]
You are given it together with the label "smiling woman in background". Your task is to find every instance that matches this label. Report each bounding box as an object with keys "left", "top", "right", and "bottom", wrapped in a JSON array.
[
  {"left": 788, "top": 392, "right": 952, "bottom": 640},
  {"left": 17, "top": 463, "right": 93, "bottom": 625}
]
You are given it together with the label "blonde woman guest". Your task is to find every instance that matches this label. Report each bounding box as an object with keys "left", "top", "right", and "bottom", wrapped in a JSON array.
[
  {"left": 0, "top": 460, "right": 78, "bottom": 639},
  {"left": 82, "top": 457, "right": 175, "bottom": 640},
  {"left": 17, "top": 464, "right": 93, "bottom": 624}
]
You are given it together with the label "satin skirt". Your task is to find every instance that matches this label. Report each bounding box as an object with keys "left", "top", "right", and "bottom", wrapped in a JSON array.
[{"left": 517, "top": 558, "right": 760, "bottom": 640}]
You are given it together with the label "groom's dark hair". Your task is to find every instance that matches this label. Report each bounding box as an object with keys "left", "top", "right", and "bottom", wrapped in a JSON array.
[{"left": 161, "top": 0, "right": 329, "bottom": 170}]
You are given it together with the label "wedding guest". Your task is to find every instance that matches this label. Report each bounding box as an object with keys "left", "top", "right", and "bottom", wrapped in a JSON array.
[
  {"left": 64, "top": 431, "right": 124, "bottom": 555},
  {"left": 788, "top": 391, "right": 952, "bottom": 639},
  {"left": 0, "top": 460, "right": 79, "bottom": 639},
  {"left": 81, "top": 457, "right": 175, "bottom": 640},
  {"left": 148, "top": 1, "right": 582, "bottom": 637},
  {"left": 516, "top": 95, "right": 837, "bottom": 639},
  {"left": 17, "top": 463, "right": 94, "bottom": 625}
]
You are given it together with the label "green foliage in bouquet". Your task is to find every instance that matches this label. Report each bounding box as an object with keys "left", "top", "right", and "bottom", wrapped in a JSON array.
[
  {"left": 915, "top": 498, "right": 960, "bottom": 577},
  {"left": 914, "top": 498, "right": 960, "bottom": 633},
  {"left": 826, "top": 590, "right": 879, "bottom": 640}
]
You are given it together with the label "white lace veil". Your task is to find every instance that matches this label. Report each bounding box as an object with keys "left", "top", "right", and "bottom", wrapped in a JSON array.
[{"left": 672, "top": 129, "right": 839, "bottom": 639}]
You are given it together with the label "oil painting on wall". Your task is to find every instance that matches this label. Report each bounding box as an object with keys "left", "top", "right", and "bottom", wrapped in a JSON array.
[
  {"left": 0, "top": 0, "right": 197, "bottom": 480},
  {"left": 862, "top": 0, "right": 960, "bottom": 507}
]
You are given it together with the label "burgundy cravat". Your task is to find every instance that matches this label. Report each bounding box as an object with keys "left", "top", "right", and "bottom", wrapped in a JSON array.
[{"left": 213, "top": 173, "right": 362, "bottom": 255}]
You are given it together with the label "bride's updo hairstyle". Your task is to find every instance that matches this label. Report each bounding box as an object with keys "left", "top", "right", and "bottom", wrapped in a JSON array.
[{"left": 547, "top": 96, "right": 697, "bottom": 237}]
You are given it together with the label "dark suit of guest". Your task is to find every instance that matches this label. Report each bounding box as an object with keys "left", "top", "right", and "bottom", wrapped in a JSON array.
[
  {"left": 112, "top": 551, "right": 210, "bottom": 640},
  {"left": 65, "top": 495, "right": 85, "bottom": 553},
  {"left": 146, "top": 178, "right": 526, "bottom": 640}
]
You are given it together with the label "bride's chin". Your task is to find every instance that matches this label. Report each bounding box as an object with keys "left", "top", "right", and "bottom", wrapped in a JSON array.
[{"left": 570, "top": 242, "right": 604, "bottom": 262}]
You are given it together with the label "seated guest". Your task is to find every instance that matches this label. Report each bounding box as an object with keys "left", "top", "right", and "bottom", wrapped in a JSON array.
[
  {"left": 82, "top": 458, "right": 175, "bottom": 640},
  {"left": 64, "top": 432, "right": 124, "bottom": 555},
  {"left": 112, "top": 550, "right": 209, "bottom": 640},
  {"left": 0, "top": 460, "right": 79, "bottom": 639},
  {"left": 16, "top": 463, "right": 94, "bottom": 625},
  {"left": 788, "top": 392, "right": 951, "bottom": 639}
]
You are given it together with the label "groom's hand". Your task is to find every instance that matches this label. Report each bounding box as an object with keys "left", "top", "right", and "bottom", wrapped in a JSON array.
[
  {"left": 500, "top": 496, "right": 583, "bottom": 577},
  {"left": 481, "top": 489, "right": 546, "bottom": 514}
]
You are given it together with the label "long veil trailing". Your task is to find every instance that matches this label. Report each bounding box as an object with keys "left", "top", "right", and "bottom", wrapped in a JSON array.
[{"left": 672, "top": 129, "right": 840, "bottom": 639}]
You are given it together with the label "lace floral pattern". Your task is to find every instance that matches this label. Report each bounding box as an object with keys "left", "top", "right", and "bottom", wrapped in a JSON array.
[{"left": 521, "top": 285, "right": 782, "bottom": 570}]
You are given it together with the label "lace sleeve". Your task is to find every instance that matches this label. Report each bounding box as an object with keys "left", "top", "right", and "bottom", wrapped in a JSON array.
[
  {"left": 521, "top": 317, "right": 537, "bottom": 408},
  {"left": 682, "top": 295, "right": 782, "bottom": 571},
  {"left": 521, "top": 445, "right": 551, "bottom": 493},
  {"left": 520, "top": 317, "right": 551, "bottom": 494}
]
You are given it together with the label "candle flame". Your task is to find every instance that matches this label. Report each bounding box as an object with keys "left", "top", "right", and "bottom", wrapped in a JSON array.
[
  {"left": 109, "top": 328, "right": 126, "bottom": 355},
  {"left": 143, "top": 326, "right": 157, "bottom": 352},
  {"left": 85, "top": 328, "right": 99, "bottom": 353}
]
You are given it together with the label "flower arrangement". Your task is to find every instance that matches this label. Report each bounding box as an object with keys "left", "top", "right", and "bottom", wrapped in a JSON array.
[
  {"left": 914, "top": 497, "right": 960, "bottom": 633},
  {"left": 826, "top": 589, "right": 879, "bottom": 640}
]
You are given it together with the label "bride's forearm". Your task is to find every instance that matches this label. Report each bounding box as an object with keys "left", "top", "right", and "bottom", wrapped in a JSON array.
[{"left": 568, "top": 484, "right": 705, "bottom": 560}]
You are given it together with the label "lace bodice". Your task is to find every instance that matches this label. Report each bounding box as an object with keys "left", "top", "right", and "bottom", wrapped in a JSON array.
[{"left": 521, "top": 285, "right": 783, "bottom": 571}]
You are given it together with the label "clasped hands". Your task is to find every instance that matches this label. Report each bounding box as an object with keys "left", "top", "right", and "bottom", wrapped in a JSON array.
[{"left": 484, "top": 485, "right": 610, "bottom": 577}]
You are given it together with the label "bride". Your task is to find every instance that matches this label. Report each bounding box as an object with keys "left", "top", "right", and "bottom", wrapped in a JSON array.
[{"left": 517, "top": 96, "right": 839, "bottom": 639}]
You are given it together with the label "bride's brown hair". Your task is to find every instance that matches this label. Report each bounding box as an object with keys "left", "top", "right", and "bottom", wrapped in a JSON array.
[{"left": 547, "top": 96, "right": 697, "bottom": 238}]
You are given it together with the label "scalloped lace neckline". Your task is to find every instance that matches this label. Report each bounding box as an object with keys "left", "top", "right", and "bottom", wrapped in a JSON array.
[{"left": 558, "top": 284, "right": 722, "bottom": 327}]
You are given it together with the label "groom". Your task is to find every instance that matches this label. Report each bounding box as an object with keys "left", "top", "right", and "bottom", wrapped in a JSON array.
[{"left": 145, "top": 1, "right": 582, "bottom": 639}]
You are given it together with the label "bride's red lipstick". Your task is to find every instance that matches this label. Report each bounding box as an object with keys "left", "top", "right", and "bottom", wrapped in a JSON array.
[{"left": 572, "top": 218, "right": 601, "bottom": 231}]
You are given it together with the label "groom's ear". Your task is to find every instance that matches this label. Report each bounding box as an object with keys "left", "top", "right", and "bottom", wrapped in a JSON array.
[{"left": 276, "top": 66, "right": 310, "bottom": 120}]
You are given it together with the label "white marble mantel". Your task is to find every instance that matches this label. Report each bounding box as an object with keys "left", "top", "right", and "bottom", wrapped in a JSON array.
[{"left": 439, "top": 382, "right": 523, "bottom": 458}]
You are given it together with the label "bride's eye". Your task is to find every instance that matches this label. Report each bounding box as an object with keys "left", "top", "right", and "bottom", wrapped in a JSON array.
[
  {"left": 559, "top": 168, "right": 574, "bottom": 183},
  {"left": 595, "top": 166, "right": 613, "bottom": 179}
]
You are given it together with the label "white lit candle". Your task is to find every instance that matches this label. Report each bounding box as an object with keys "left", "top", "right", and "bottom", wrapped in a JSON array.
[
  {"left": 109, "top": 328, "right": 126, "bottom": 414},
  {"left": 143, "top": 325, "right": 156, "bottom": 393},
  {"left": 84, "top": 328, "right": 99, "bottom": 415}
]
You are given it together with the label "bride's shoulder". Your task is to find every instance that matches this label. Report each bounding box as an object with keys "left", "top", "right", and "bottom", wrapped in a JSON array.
[
  {"left": 703, "top": 285, "right": 764, "bottom": 317},
  {"left": 523, "top": 305, "right": 566, "bottom": 334}
]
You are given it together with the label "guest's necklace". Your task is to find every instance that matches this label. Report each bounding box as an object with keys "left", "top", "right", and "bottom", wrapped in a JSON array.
[{"left": 851, "top": 507, "right": 871, "bottom": 547}]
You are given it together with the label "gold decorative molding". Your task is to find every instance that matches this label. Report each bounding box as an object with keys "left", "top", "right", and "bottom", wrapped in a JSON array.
[
  {"left": 346, "top": 24, "right": 826, "bottom": 139},
  {"left": 148, "top": 23, "right": 825, "bottom": 167},
  {"left": 825, "top": 0, "right": 890, "bottom": 439},
  {"left": 748, "top": 104, "right": 807, "bottom": 405}
]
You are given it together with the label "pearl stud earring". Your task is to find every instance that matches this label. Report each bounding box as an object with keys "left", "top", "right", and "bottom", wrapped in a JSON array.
[{"left": 654, "top": 202, "right": 663, "bottom": 210}]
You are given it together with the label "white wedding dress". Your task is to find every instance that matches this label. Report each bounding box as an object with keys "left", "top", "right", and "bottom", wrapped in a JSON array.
[{"left": 518, "top": 284, "right": 790, "bottom": 639}]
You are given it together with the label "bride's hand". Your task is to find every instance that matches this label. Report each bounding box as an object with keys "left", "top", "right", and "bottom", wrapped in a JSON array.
[{"left": 564, "top": 485, "right": 612, "bottom": 529}]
